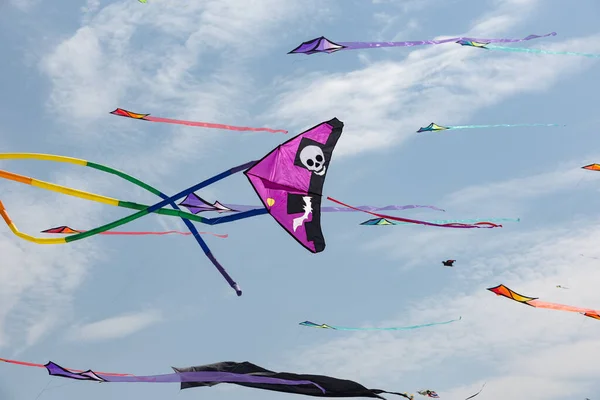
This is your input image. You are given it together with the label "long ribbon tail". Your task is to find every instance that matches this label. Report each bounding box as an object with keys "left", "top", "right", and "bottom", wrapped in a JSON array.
[
  {"left": 448, "top": 123, "right": 560, "bottom": 129},
  {"left": 336, "top": 32, "right": 556, "bottom": 50},
  {"left": 0, "top": 160, "right": 257, "bottom": 243},
  {"left": 528, "top": 299, "right": 600, "bottom": 315},
  {"left": 486, "top": 44, "right": 600, "bottom": 58},
  {"left": 0, "top": 154, "right": 256, "bottom": 295},
  {"left": 327, "top": 197, "right": 501, "bottom": 228},
  {"left": 111, "top": 108, "right": 288, "bottom": 134},
  {"left": 361, "top": 217, "right": 518, "bottom": 226},
  {"left": 0, "top": 168, "right": 207, "bottom": 224}
]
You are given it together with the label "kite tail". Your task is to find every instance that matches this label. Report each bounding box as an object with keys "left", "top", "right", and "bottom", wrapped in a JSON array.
[
  {"left": 0, "top": 158, "right": 258, "bottom": 296},
  {"left": 486, "top": 44, "right": 600, "bottom": 58},
  {"left": 448, "top": 123, "right": 560, "bottom": 129},
  {"left": 327, "top": 197, "right": 501, "bottom": 229},
  {"left": 111, "top": 108, "right": 288, "bottom": 134}
]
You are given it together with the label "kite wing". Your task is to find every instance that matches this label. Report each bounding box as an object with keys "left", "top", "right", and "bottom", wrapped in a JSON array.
[
  {"left": 288, "top": 37, "right": 347, "bottom": 54},
  {"left": 42, "top": 226, "right": 81, "bottom": 234},
  {"left": 417, "top": 123, "right": 448, "bottom": 133},
  {"left": 361, "top": 218, "right": 395, "bottom": 225},
  {"left": 456, "top": 40, "right": 489, "bottom": 48},
  {"left": 244, "top": 118, "right": 343, "bottom": 253},
  {"left": 179, "top": 193, "right": 237, "bottom": 213},
  {"left": 487, "top": 284, "right": 538, "bottom": 305},
  {"left": 299, "top": 321, "right": 336, "bottom": 329},
  {"left": 582, "top": 163, "right": 600, "bottom": 171},
  {"left": 417, "top": 390, "right": 439, "bottom": 398}
]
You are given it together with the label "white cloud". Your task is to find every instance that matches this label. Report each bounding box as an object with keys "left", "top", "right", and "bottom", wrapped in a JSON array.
[
  {"left": 282, "top": 154, "right": 600, "bottom": 399},
  {"left": 8, "top": 0, "right": 39, "bottom": 11},
  {"left": 68, "top": 309, "right": 162, "bottom": 342},
  {"left": 268, "top": 7, "right": 600, "bottom": 159},
  {"left": 443, "top": 156, "right": 600, "bottom": 212},
  {"left": 286, "top": 217, "right": 600, "bottom": 399},
  {"left": 0, "top": 0, "right": 339, "bottom": 352}
]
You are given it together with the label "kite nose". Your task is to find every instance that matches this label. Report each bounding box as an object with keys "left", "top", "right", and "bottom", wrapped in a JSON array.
[{"left": 315, "top": 163, "right": 321, "bottom": 168}]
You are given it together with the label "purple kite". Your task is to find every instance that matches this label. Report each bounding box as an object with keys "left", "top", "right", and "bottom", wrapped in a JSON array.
[
  {"left": 0, "top": 358, "right": 412, "bottom": 399},
  {"left": 288, "top": 33, "right": 557, "bottom": 55},
  {"left": 0, "top": 118, "right": 500, "bottom": 298}
]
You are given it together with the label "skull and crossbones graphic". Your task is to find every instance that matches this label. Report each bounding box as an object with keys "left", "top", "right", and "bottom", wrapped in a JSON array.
[{"left": 298, "top": 145, "right": 326, "bottom": 176}]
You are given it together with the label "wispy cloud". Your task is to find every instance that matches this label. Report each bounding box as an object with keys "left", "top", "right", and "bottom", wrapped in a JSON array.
[
  {"left": 287, "top": 213, "right": 600, "bottom": 399},
  {"left": 267, "top": 2, "right": 599, "bottom": 159},
  {"left": 68, "top": 309, "right": 163, "bottom": 342}
]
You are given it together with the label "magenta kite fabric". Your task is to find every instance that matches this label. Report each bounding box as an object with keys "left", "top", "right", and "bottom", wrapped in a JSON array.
[{"left": 245, "top": 118, "right": 343, "bottom": 253}]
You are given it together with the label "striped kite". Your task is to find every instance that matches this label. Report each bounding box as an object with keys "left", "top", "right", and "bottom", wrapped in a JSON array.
[{"left": 488, "top": 284, "right": 600, "bottom": 320}]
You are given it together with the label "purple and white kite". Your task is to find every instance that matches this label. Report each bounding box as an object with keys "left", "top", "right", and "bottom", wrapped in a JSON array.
[{"left": 288, "top": 33, "right": 557, "bottom": 54}]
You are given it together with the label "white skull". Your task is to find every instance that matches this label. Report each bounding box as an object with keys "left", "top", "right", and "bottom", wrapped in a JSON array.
[{"left": 299, "top": 145, "right": 326, "bottom": 176}]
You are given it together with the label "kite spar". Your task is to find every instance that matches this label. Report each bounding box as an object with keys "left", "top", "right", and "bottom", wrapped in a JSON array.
[{"left": 288, "top": 33, "right": 556, "bottom": 54}]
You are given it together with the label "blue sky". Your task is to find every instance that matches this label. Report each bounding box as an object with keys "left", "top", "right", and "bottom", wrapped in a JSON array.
[{"left": 1, "top": 0, "right": 600, "bottom": 399}]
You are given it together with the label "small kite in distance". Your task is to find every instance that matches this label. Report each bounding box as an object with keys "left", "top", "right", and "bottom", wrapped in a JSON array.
[
  {"left": 442, "top": 260, "right": 455, "bottom": 267},
  {"left": 110, "top": 108, "right": 287, "bottom": 134},
  {"left": 0, "top": 358, "right": 413, "bottom": 399},
  {"left": 556, "top": 285, "right": 569, "bottom": 289},
  {"left": 299, "top": 316, "right": 461, "bottom": 331},
  {"left": 457, "top": 39, "right": 600, "bottom": 58},
  {"left": 417, "top": 390, "right": 439, "bottom": 398},
  {"left": 417, "top": 122, "right": 559, "bottom": 133},
  {"left": 582, "top": 164, "right": 600, "bottom": 171},
  {"left": 288, "top": 33, "right": 556, "bottom": 55},
  {"left": 488, "top": 284, "right": 600, "bottom": 320}
]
